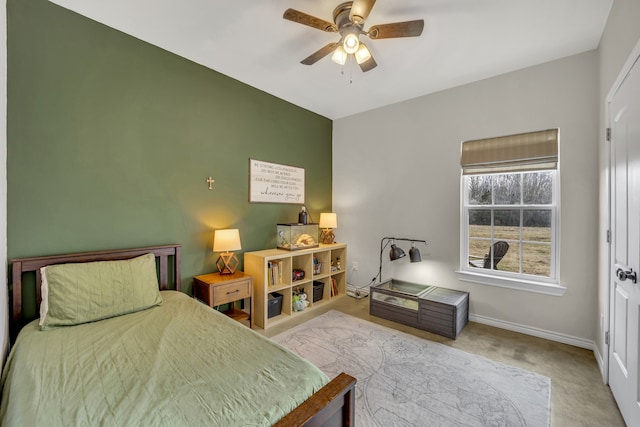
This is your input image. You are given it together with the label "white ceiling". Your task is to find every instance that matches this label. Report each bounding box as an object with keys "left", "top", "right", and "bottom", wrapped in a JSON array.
[{"left": 48, "top": 0, "right": 612, "bottom": 120}]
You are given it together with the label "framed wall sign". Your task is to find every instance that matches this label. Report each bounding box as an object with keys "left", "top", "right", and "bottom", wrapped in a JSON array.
[{"left": 249, "top": 158, "right": 305, "bottom": 204}]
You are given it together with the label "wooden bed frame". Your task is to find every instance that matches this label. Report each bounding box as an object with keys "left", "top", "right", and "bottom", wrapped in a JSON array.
[{"left": 9, "top": 244, "right": 356, "bottom": 427}]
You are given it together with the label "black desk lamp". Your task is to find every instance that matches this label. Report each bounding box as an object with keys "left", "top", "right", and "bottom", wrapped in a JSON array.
[{"left": 377, "top": 237, "right": 427, "bottom": 283}]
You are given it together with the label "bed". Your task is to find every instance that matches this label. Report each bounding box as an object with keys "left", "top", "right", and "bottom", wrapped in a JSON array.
[{"left": 2, "top": 244, "right": 356, "bottom": 426}]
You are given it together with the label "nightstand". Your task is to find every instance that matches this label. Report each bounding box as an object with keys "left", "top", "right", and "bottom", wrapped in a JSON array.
[{"left": 193, "top": 271, "right": 254, "bottom": 328}]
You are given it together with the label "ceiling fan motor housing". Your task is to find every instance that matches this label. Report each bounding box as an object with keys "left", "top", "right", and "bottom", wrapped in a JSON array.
[{"left": 334, "top": 2, "right": 359, "bottom": 28}]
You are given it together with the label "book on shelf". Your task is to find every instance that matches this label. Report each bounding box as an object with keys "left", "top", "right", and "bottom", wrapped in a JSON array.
[
  {"left": 331, "top": 277, "right": 338, "bottom": 296},
  {"left": 268, "top": 260, "right": 283, "bottom": 286}
]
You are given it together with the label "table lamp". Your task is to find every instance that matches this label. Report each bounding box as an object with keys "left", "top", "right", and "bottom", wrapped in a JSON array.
[
  {"left": 213, "top": 229, "right": 242, "bottom": 274},
  {"left": 319, "top": 213, "right": 337, "bottom": 244}
]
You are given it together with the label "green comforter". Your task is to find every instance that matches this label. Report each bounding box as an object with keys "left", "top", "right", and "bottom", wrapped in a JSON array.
[{"left": 0, "top": 291, "right": 328, "bottom": 426}]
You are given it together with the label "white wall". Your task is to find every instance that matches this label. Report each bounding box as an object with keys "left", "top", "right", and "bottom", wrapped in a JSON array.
[
  {"left": 596, "top": 0, "right": 640, "bottom": 372},
  {"left": 1, "top": 0, "right": 8, "bottom": 359},
  {"left": 334, "top": 51, "right": 599, "bottom": 345}
]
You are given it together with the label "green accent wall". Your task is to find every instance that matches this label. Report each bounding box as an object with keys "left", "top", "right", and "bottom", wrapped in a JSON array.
[{"left": 7, "top": 0, "right": 333, "bottom": 292}]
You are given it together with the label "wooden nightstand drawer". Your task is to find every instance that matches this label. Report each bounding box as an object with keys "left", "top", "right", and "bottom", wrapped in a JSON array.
[
  {"left": 213, "top": 280, "right": 251, "bottom": 305},
  {"left": 193, "top": 271, "right": 254, "bottom": 328}
]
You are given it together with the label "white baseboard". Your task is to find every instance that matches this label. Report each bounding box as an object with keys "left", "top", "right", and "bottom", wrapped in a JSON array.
[
  {"left": 469, "top": 313, "right": 595, "bottom": 350},
  {"left": 592, "top": 343, "right": 608, "bottom": 383}
]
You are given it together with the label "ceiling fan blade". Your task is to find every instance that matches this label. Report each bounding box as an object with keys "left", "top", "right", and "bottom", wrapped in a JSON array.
[
  {"left": 283, "top": 8, "right": 337, "bottom": 32},
  {"left": 358, "top": 54, "right": 377, "bottom": 73},
  {"left": 350, "top": 0, "right": 376, "bottom": 24},
  {"left": 368, "top": 20, "right": 425, "bottom": 39},
  {"left": 301, "top": 42, "right": 340, "bottom": 65}
]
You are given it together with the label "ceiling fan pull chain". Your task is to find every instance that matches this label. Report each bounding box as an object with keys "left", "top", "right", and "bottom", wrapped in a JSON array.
[{"left": 350, "top": 57, "right": 354, "bottom": 84}]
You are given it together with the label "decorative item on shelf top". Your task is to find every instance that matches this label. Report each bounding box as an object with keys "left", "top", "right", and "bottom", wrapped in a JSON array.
[
  {"left": 319, "top": 213, "right": 337, "bottom": 244},
  {"left": 298, "top": 206, "right": 308, "bottom": 225},
  {"left": 213, "top": 229, "right": 242, "bottom": 274},
  {"left": 376, "top": 237, "right": 427, "bottom": 284},
  {"left": 277, "top": 223, "right": 319, "bottom": 250}
]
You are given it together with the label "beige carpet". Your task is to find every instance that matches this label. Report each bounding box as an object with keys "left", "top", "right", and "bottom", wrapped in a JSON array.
[{"left": 273, "top": 310, "right": 551, "bottom": 427}]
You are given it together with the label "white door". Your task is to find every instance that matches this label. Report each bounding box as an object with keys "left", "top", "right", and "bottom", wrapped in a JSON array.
[{"left": 610, "top": 55, "right": 640, "bottom": 426}]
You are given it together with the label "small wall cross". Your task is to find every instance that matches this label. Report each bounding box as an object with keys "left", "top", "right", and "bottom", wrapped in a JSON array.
[{"left": 206, "top": 177, "right": 215, "bottom": 190}]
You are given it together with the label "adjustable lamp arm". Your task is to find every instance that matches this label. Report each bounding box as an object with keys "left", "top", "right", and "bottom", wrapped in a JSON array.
[{"left": 383, "top": 237, "right": 427, "bottom": 245}]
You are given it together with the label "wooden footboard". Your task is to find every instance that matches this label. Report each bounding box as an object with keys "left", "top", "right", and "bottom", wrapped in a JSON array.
[{"left": 275, "top": 372, "right": 356, "bottom": 427}]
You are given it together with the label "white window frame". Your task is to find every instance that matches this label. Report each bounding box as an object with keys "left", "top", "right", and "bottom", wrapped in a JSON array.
[{"left": 458, "top": 171, "right": 566, "bottom": 296}]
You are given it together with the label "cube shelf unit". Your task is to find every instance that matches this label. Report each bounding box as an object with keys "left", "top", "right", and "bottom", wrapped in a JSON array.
[{"left": 244, "top": 243, "right": 347, "bottom": 329}]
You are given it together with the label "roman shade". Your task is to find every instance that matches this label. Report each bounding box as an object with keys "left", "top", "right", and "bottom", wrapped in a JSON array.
[{"left": 461, "top": 129, "right": 559, "bottom": 175}]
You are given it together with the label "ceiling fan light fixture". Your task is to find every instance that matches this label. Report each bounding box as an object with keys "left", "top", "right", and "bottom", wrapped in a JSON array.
[
  {"left": 331, "top": 45, "right": 348, "bottom": 65},
  {"left": 342, "top": 32, "right": 360, "bottom": 54},
  {"left": 354, "top": 43, "right": 371, "bottom": 64}
]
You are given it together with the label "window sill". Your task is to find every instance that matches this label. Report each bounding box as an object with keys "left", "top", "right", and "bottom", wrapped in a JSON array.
[{"left": 456, "top": 270, "right": 567, "bottom": 296}]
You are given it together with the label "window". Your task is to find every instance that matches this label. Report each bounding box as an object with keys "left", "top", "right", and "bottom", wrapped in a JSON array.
[
  {"left": 460, "top": 129, "right": 560, "bottom": 286},
  {"left": 463, "top": 171, "right": 557, "bottom": 281}
]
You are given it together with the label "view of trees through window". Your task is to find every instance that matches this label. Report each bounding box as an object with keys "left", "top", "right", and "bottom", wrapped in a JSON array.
[{"left": 465, "top": 171, "right": 555, "bottom": 278}]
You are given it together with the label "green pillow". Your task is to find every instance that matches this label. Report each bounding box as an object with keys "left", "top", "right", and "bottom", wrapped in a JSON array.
[{"left": 39, "top": 253, "right": 162, "bottom": 329}]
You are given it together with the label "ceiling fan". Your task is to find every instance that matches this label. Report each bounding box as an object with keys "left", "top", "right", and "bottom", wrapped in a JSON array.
[{"left": 283, "top": 0, "right": 424, "bottom": 72}]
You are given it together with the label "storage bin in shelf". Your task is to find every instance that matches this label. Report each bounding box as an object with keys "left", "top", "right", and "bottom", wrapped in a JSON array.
[
  {"left": 267, "top": 292, "right": 283, "bottom": 318},
  {"left": 312, "top": 281, "right": 325, "bottom": 303}
]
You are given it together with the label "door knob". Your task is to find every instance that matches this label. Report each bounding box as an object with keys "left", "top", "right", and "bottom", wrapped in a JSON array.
[{"left": 616, "top": 264, "right": 638, "bottom": 283}]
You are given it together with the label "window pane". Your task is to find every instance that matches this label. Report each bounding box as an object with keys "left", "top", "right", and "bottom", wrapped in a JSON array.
[
  {"left": 494, "top": 174, "right": 521, "bottom": 205},
  {"left": 469, "top": 210, "right": 491, "bottom": 239},
  {"left": 523, "top": 210, "right": 552, "bottom": 242},
  {"left": 494, "top": 210, "right": 520, "bottom": 240},
  {"left": 468, "top": 176, "right": 492, "bottom": 205},
  {"left": 522, "top": 243, "right": 551, "bottom": 277},
  {"left": 468, "top": 239, "right": 488, "bottom": 268},
  {"left": 495, "top": 241, "right": 519, "bottom": 273},
  {"left": 523, "top": 172, "right": 553, "bottom": 204}
]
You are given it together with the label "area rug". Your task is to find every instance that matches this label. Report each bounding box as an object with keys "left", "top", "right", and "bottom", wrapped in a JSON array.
[{"left": 272, "top": 310, "right": 551, "bottom": 427}]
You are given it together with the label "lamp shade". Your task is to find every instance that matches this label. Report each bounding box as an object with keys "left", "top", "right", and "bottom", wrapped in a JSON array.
[
  {"left": 213, "top": 229, "right": 242, "bottom": 252},
  {"left": 389, "top": 244, "right": 406, "bottom": 261},
  {"left": 331, "top": 45, "right": 348, "bottom": 65},
  {"left": 354, "top": 43, "right": 372, "bottom": 64},
  {"left": 409, "top": 246, "right": 422, "bottom": 263},
  {"left": 319, "top": 213, "right": 337, "bottom": 229}
]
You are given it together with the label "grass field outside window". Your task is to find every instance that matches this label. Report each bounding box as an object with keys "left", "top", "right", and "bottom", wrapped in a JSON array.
[{"left": 468, "top": 225, "right": 551, "bottom": 276}]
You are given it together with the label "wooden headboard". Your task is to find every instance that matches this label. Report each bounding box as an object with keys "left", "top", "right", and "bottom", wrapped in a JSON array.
[{"left": 10, "top": 244, "right": 182, "bottom": 336}]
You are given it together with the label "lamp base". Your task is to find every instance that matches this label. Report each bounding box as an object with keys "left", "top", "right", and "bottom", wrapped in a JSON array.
[
  {"left": 320, "top": 229, "right": 335, "bottom": 244},
  {"left": 216, "top": 252, "right": 239, "bottom": 275}
]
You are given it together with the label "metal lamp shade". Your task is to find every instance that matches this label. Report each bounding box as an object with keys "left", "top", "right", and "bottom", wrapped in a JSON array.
[
  {"left": 389, "top": 244, "right": 406, "bottom": 261},
  {"left": 409, "top": 246, "right": 422, "bottom": 263}
]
